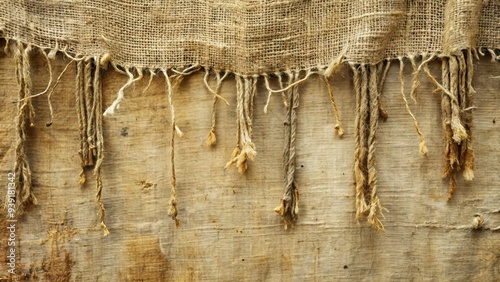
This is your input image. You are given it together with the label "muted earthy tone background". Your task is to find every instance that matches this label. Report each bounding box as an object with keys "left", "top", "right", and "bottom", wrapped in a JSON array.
[{"left": 0, "top": 44, "right": 499, "bottom": 280}]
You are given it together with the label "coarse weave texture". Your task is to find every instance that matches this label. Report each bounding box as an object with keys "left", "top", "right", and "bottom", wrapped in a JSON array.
[
  {"left": 0, "top": 0, "right": 498, "bottom": 74},
  {"left": 1, "top": 0, "right": 499, "bottom": 232}
]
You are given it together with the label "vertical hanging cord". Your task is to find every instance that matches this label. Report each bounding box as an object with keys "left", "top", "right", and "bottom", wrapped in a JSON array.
[
  {"left": 75, "top": 60, "right": 88, "bottom": 186},
  {"left": 13, "top": 43, "right": 37, "bottom": 214},
  {"left": 323, "top": 76, "right": 344, "bottom": 137},
  {"left": 263, "top": 75, "right": 273, "bottom": 113},
  {"left": 359, "top": 65, "right": 370, "bottom": 218},
  {"left": 377, "top": 60, "right": 391, "bottom": 120},
  {"left": 92, "top": 55, "right": 109, "bottom": 236},
  {"left": 249, "top": 77, "right": 257, "bottom": 128},
  {"left": 457, "top": 53, "right": 468, "bottom": 175},
  {"left": 242, "top": 78, "right": 252, "bottom": 137},
  {"left": 350, "top": 64, "right": 368, "bottom": 221},
  {"left": 236, "top": 77, "right": 256, "bottom": 173},
  {"left": 84, "top": 58, "right": 97, "bottom": 165},
  {"left": 448, "top": 56, "right": 467, "bottom": 144},
  {"left": 237, "top": 75, "right": 245, "bottom": 153},
  {"left": 366, "top": 65, "right": 384, "bottom": 231},
  {"left": 351, "top": 64, "right": 385, "bottom": 231},
  {"left": 163, "top": 70, "right": 179, "bottom": 226},
  {"left": 447, "top": 55, "right": 468, "bottom": 200},
  {"left": 47, "top": 60, "right": 75, "bottom": 126},
  {"left": 275, "top": 72, "right": 300, "bottom": 228},
  {"left": 225, "top": 77, "right": 243, "bottom": 170},
  {"left": 442, "top": 51, "right": 476, "bottom": 199},
  {"left": 225, "top": 75, "right": 256, "bottom": 173},
  {"left": 409, "top": 55, "right": 421, "bottom": 104},
  {"left": 75, "top": 56, "right": 108, "bottom": 235},
  {"left": 203, "top": 69, "right": 229, "bottom": 146},
  {"left": 207, "top": 72, "right": 219, "bottom": 146}
]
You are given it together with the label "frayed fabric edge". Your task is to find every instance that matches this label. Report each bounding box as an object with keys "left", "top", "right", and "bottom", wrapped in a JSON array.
[{"left": 2, "top": 39, "right": 496, "bottom": 233}]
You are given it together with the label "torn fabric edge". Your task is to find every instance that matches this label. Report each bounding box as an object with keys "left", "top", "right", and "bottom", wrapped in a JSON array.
[{"left": 2, "top": 38, "right": 498, "bottom": 232}]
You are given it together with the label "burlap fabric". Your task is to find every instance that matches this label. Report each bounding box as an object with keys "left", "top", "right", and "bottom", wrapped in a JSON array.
[{"left": 1, "top": 0, "right": 498, "bottom": 73}]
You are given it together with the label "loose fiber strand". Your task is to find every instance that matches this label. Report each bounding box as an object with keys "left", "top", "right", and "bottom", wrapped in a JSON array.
[
  {"left": 377, "top": 60, "right": 391, "bottom": 120},
  {"left": 224, "top": 76, "right": 244, "bottom": 170},
  {"left": 46, "top": 60, "right": 74, "bottom": 126},
  {"left": 448, "top": 56, "right": 467, "bottom": 144},
  {"left": 264, "top": 70, "right": 313, "bottom": 94},
  {"left": 226, "top": 76, "right": 256, "bottom": 174},
  {"left": 275, "top": 73, "right": 300, "bottom": 229},
  {"left": 398, "top": 58, "right": 428, "bottom": 156},
  {"left": 263, "top": 75, "right": 273, "bottom": 113},
  {"left": 205, "top": 70, "right": 229, "bottom": 146},
  {"left": 277, "top": 74, "right": 287, "bottom": 108},
  {"left": 203, "top": 69, "right": 230, "bottom": 106},
  {"left": 322, "top": 76, "right": 344, "bottom": 136},
  {"left": 103, "top": 68, "right": 143, "bottom": 116},
  {"left": 457, "top": 53, "right": 469, "bottom": 174},
  {"left": 84, "top": 59, "right": 96, "bottom": 165},
  {"left": 75, "top": 60, "right": 88, "bottom": 184},
  {"left": 409, "top": 55, "right": 421, "bottom": 104},
  {"left": 441, "top": 58, "right": 457, "bottom": 200},
  {"left": 163, "top": 71, "right": 179, "bottom": 226},
  {"left": 92, "top": 55, "right": 109, "bottom": 236},
  {"left": 359, "top": 66, "right": 370, "bottom": 217},
  {"left": 142, "top": 69, "right": 156, "bottom": 94},
  {"left": 463, "top": 50, "right": 475, "bottom": 180},
  {"left": 27, "top": 50, "right": 53, "bottom": 100}
]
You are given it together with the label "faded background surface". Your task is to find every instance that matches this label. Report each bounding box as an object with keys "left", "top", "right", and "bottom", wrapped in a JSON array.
[{"left": 0, "top": 48, "right": 499, "bottom": 281}]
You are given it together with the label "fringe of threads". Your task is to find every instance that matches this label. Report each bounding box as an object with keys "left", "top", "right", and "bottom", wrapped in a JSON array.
[
  {"left": 351, "top": 63, "right": 387, "bottom": 232},
  {"left": 75, "top": 56, "right": 109, "bottom": 235},
  {"left": 274, "top": 72, "right": 300, "bottom": 229},
  {"left": 13, "top": 42, "right": 37, "bottom": 214},
  {"left": 440, "top": 50, "right": 475, "bottom": 200},
  {"left": 5, "top": 40, "right": 485, "bottom": 232},
  {"left": 225, "top": 75, "right": 257, "bottom": 173}
]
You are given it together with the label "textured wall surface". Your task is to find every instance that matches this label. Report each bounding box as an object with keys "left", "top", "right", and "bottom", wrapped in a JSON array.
[{"left": 0, "top": 49, "right": 499, "bottom": 281}]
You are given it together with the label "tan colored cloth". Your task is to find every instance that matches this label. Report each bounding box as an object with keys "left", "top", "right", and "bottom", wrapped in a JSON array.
[{"left": 1, "top": 0, "right": 498, "bottom": 73}]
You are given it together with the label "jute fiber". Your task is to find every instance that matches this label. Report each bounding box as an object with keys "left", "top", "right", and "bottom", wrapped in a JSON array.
[
  {"left": 0, "top": 1, "right": 499, "bottom": 280},
  {"left": 1, "top": 0, "right": 498, "bottom": 72}
]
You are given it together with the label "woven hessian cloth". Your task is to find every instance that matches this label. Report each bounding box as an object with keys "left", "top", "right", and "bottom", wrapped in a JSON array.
[{"left": 1, "top": 0, "right": 498, "bottom": 74}]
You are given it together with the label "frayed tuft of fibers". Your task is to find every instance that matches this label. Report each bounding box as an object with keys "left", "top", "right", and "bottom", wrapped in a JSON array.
[{"left": 206, "top": 129, "right": 216, "bottom": 147}]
